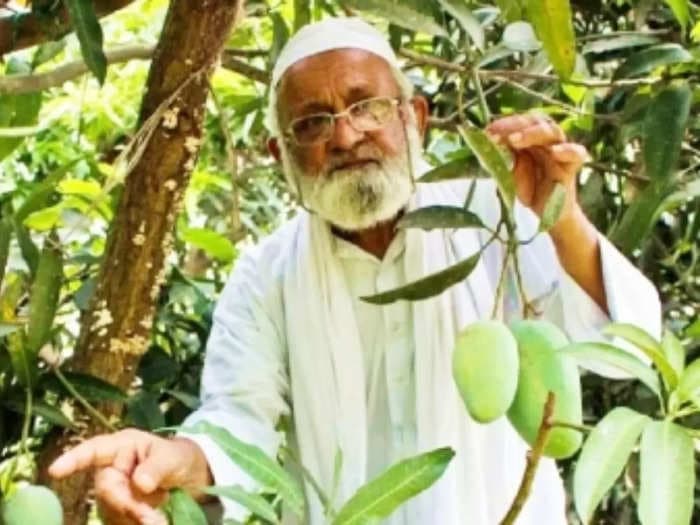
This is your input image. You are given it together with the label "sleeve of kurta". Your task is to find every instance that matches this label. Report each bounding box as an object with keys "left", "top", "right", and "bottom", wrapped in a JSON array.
[
  {"left": 511, "top": 202, "right": 662, "bottom": 341},
  {"left": 176, "top": 248, "right": 290, "bottom": 521}
]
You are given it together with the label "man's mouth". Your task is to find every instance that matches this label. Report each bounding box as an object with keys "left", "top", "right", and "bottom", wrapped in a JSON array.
[{"left": 333, "top": 158, "right": 380, "bottom": 170}]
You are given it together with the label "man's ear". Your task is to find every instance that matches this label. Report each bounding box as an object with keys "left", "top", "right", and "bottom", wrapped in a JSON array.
[
  {"left": 409, "top": 95, "right": 429, "bottom": 139},
  {"left": 267, "top": 137, "right": 281, "bottom": 162}
]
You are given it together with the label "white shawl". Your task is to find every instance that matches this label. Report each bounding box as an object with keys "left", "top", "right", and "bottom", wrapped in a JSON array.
[{"left": 282, "top": 180, "right": 565, "bottom": 524}]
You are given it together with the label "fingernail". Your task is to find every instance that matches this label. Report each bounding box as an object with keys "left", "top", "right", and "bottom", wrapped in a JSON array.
[
  {"left": 486, "top": 132, "right": 501, "bottom": 144},
  {"left": 509, "top": 132, "right": 523, "bottom": 143}
]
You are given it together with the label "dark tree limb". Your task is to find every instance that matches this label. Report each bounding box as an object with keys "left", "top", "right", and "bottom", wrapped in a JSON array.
[
  {"left": 35, "top": 1, "right": 244, "bottom": 524},
  {"left": 0, "top": 0, "right": 136, "bottom": 56}
]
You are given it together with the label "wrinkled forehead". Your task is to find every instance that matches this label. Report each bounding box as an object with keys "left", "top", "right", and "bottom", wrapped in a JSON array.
[{"left": 276, "top": 49, "right": 401, "bottom": 121}]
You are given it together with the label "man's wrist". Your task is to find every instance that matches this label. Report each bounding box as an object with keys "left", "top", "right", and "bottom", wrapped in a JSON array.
[
  {"left": 171, "top": 436, "right": 215, "bottom": 501},
  {"left": 548, "top": 204, "right": 597, "bottom": 254}
]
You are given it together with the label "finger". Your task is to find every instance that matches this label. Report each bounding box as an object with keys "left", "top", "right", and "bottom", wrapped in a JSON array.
[
  {"left": 113, "top": 445, "right": 137, "bottom": 476},
  {"left": 132, "top": 440, "right": 183, "bottom": 494},
  {"left": 49, "top": 435, "right": 124, "bottom": 478},
  {"left": 513, "top": 150, "right": 537, "bottom": 207},
  {"left": 486, "top": 114, "right": 542, "bottom": 136},
  {"left": 95, "top": 467, "right": 160, "bottom": 524},
  {"left": 548, "top": 142, "right": 591, "bottom": 165},
  {"left": 506, "top": 121, "right": 566, "bottom": 149}
]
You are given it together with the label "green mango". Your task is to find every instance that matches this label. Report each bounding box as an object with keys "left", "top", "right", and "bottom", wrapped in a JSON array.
[
  {"left": 452, "top": 320, "right": 519, "bottom": 423},
  {"left": 2, "top": 485, "right": 63, "bottom": 525},
  {"left": 507, "top": 320, "right": 583, "bottom": 459}
]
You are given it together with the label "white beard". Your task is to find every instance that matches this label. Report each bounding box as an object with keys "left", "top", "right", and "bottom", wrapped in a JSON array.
[{"left": 280, "top": 124, "right": 424, "bottom": 231}]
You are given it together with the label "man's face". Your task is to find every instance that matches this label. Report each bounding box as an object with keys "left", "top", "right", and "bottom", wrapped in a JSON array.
[{"left": 274, "top": 48, "right": 426, "bottom": 231}]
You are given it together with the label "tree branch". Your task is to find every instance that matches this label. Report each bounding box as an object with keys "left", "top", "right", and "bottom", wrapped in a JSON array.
[
  {"left": 0, "top": 44, "right": 269, "bottom": 95},
  {"left": 500, "top": 392, "right": 556, "bottom": 525},
  {"left": 0, "top": 0, "right": 136, "bottom": 56}
]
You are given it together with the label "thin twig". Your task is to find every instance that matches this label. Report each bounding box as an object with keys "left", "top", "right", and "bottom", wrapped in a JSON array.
[
  {"left": 491, "top": 243, "right": 511, "bottom": 320},
  {"left": 500, "top": 392, "right": 556, "bottom": 525},
  {"left": 53, "top": 367, "right": 118, "bottom": 432}
]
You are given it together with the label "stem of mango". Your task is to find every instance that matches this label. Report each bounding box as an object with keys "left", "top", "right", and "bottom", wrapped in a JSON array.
[{"left": 500, "top": 392, "right": 556, "bottom": 525}]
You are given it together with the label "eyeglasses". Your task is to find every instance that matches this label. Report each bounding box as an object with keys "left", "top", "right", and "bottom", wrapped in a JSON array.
[{"left": 284, "top": 96, "right": 402, "bottom": 146}]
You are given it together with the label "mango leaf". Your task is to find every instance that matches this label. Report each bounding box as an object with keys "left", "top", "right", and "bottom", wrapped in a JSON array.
[
  {"left": 126, "top": 391, "right": 165, "bottom": 431},
  {"left": 574, "top": 407, "right": 649, "bottom": 524},
  {"left": 343, "top": 0, "right": 448, "bottom": 37},
  {"left": 165, "top": 389, "right": 201, "bottom": 410},
  {"left": 23, "top": 205, "right": 63, "bottom": 231},
  {"left": 560, "top": 342, "right": 661, "bottom": 397},
  {"left": 397, "top": 206, "right": 485, "bottom": 231},
  {"left": 361, "top": 251, "right": 481, "bottom": 305},
  {"left": 3, "top": 399, "right": 75, "bottom": 428},
  {"left": 419, "top": 157, "right": 482, "bottom": 182},
  {"left": 638, "top": 421, "right": 694, "bottom": 525},
  {"left": 168, "top": 488, "right": 208, "bottom": 525},
  {"left": 538, "top": 182, "right": 566, "bottom": 232},
  {"left": 180, "top": 421, "right": 305, "bottom": 518},
  {"left": 26, "top": 232, "right": 63, "bottom": 355},
  {"left": 660, "top": 330, "right": 685, "bottom": 381},
  {"left": 7, "top": 329, "right": 36, "bottom": 387},
  {"left": 269, "top": 12, "right": 290, "bottom": 65},
  {"left": 0, "top": 216, "right": 11, "bottom": 290},
  {"left": 582, "top": 34, "right": 659, "bottom": 55},
  {"left": 437, "top": 0, "right": 484, "bottom": 50},
  {"left": 332, "top": 448, "right": 454, "bottom": 525},
  {"left": 525, "top": 0, "right": 576, "bottom": 78},
  {"left": 677, "top": 358, "right": 700, "bottom": 406},
  {"left": 203, "top": 486, "right": 280, "bottom": 524},
  {"left": 293, "top": 0, "right": 311, "bottom": 32},
  {"left": 46, "top": 371, "right": 127, "bottom": 402},
  {"left": 613, "top": 43, "right": 692, "bottom": 79},
  {"left": 180, "top": 227, "right": 236, "bottom": 263},
  {"left": 0, "top": 322, "right": 22, "bottom": 337},
  {"left": 643, "top": 83, "right": 691, "bottom": 184},
  {"left": 610, "top": 183, "right": 674, "bottom": 255},
  {"left": 459, "top": 127, "right": 515, "bottom": 208},
  {"left": 686, "top": 318, "right": 700, "bottom": 338},
  {"left": 0, "top": 59, "right": 42, "bottom": 161},
  {"left": 503, "top": 21, "right": 541, "bottom": 52},
  {"left": 603, "top": 323, "right": 678, "bottom": 390},
  {"left": 64, "top": 0, "right": 107, "bottom": 84},
  {"left": 665, "top": 0, "right": 690, "bottom": 31},
  {"left": 495, "top": 0, "right": 523, "bottom": 22}
]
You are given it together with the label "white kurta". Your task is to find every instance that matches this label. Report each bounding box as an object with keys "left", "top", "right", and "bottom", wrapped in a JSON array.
[{"left": 179, "top": 178, "right": 661, "bottom": 525}]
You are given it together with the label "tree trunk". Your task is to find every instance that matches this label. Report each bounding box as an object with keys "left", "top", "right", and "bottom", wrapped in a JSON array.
[{"left": 35, "top": 1, "right": 243, "bottom": 524}]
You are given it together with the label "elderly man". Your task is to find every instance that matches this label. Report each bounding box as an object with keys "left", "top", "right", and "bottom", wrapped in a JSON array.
[{"left": 49, "top": 17, "right": 660, "bottom": 525}]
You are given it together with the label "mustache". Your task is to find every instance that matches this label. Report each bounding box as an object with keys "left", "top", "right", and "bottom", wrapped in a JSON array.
[{"left": 326, "top": 144, "right": 385, "bottom": 173}]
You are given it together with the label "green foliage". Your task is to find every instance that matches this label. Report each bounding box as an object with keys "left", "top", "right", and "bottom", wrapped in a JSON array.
[{"left": 63, "top": 0, "right": 108, "bottom": 84}]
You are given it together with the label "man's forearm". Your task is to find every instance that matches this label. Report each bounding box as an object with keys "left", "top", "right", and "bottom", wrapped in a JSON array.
[{"left": 548, "top": 206, "right": 609, "bottom": 314}]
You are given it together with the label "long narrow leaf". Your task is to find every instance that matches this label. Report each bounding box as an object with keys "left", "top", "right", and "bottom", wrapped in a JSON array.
[
  {"left": 638, "top": 421, "right": 694, "bottom": 525},
  {"left": 332, "top": 448, "right": 454, "bottom": 525},
  {"left": 560, "top": 342, "right": 661, "bottom": 396},
  {"left": 459, "top": 127, "right": 516, "bottom": 209},
  {"left": 64, "top": 0, "right": 107, "bottom": 84},
  {"left": 603, "top": 323, "right": 678, "bottom": 390},
  {"left": 168, "top": 488, "right": 208, "bottom": 525},
  {"left": 204, "top": 486, "right": 280, "bottom": 524},
  {"left": 398, "top": 206, "right": 485, "bottom": 231},
  {"left": 525, "top": 0, "right": 576, "bottom": 78},
  {"left": 574, "top": 407, "right": 649, "bottom": 523},
  {"left": 180, "top": 421, "right": 305, "bottom": 518},
  {"left": 361, "top": 252, "right": 481, "bottom": 305}
]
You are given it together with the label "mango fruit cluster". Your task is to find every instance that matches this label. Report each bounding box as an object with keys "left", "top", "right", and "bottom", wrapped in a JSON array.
[{"left": 452, "top": 319, "right": 582, "bottom": 459}]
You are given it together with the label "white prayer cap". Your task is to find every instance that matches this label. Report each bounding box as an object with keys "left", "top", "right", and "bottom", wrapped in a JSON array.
[{"left": 270, "top": 17, "right": 401, "bottom": 88}]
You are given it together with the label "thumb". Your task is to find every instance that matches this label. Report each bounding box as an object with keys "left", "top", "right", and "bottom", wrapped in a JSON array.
[{"left": 131, "top": 441, "right": 184, "bottom": 494}]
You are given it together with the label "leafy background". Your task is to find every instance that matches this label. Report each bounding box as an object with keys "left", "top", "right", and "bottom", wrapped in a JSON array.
[{"left": 0, "top": 0, "right": 699, "bottom": 523}]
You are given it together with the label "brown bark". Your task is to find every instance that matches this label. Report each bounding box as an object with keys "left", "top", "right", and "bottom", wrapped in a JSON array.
[
  {"left": 0, "top": 0, "right": 135, "bottom": 56},
  {"left": 35, "top": 1, "right": 243, "bottom": 524}
]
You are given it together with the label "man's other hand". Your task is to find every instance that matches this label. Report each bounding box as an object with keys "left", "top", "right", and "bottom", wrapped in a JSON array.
[{"left": 48, "top": 428, "right": 212, "bottom": 525}]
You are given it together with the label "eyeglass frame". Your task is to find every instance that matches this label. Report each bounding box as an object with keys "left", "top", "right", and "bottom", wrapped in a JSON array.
[{"left": 282, "top": 95, "right": 405, "bottom": 146}]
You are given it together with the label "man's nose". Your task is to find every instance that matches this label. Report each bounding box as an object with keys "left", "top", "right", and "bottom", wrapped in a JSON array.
[{"left": 329, "top": 115, "right": 365, "bottom": 151}]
